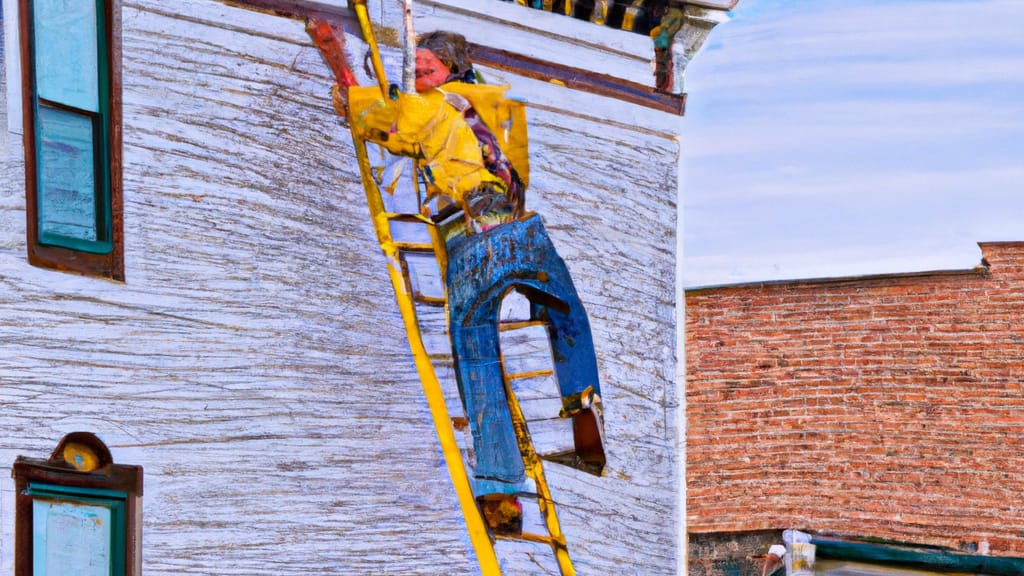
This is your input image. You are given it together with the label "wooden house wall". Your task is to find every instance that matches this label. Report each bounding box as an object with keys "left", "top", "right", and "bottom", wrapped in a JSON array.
[{"left": 0, "top": 1, "right": 682, "bottom": 573}]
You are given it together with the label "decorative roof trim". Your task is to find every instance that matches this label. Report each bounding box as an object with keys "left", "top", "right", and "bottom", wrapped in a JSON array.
[{"left": 507, "top": 0, "right": 736, "bottom": 37}]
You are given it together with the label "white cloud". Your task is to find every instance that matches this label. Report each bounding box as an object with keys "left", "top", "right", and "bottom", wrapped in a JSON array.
[{"left": 681, "top": 0, "right": 1024, "bottom": 286}]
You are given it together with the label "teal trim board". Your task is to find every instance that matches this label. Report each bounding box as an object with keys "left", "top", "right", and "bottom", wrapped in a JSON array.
[
  {"left": 813, "top": 538, "right": 1024, "bottom": 576},
  {"left": 27, "top": 483, "right": 127, "bottom": 576}
]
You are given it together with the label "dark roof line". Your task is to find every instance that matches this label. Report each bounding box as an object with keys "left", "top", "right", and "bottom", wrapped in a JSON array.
[
  {"left": 688, "top": 0, "right": 740, "bottom": 10},
  {"left": 224, "top": 0, "right": 354, "bottom": 23},
  {"left": 685, "top": 265, "right": 990, "bottom": 294},
  {"left": 686, "top": 241, "right": 1024, "bottom": 293}
]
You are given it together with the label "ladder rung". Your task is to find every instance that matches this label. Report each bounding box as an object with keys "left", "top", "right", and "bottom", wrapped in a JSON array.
[
  {"left": 412, "top": 293, "right": 446, "bottom": 306},
  {"left": 384, "top": 212, "right": 433, "bottom": 224},
  {"left": 496, "top": 531, "right": 567, "bottom": 546},
  {"left": 393, "top": 241, "right": 435, "bottom": 252},
  {"left": 499, "top": 320, "right": 547, "bottom": 331},
  {"left": 506, "top": 369, "right": 554, "bottom": 380}
]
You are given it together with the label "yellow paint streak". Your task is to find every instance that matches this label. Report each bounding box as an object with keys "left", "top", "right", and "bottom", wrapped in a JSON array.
[
  {"left": 591, "top": 0, "right": 608, "bottom": 26},
  {"left": 622, "top": 0, "right": 646, "bottom": 32}
]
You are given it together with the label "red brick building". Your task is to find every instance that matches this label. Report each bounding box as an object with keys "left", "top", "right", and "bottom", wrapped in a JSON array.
[{"left": 686, "top": 242, "right": 1024, "bottom": 556}]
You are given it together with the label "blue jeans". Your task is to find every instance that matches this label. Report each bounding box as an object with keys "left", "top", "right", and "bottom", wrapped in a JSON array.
[{"left": 445, "top": 214, "right": 601, "bottom": 495}]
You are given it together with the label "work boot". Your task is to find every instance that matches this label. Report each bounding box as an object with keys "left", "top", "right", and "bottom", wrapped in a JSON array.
[
  {"left": 573, "top": 402, "right": 605, "bottom": 472},
  {"left": 477, "top": 494, "right": 522, "bottom": 537},
  {"left": 546, "top": 386, "right": 606, "bottom": 476}
]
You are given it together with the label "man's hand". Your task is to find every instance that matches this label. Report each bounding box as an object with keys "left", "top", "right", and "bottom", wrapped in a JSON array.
[
  {"left": 351, "top": 98, "right": 426, "bottom": 158},
  {"left": 330, "top": 84, "right": 348, "bottom": 118}
]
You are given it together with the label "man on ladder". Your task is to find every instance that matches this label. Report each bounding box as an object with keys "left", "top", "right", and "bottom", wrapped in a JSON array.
[{"left": 349, "top": 30, "right": 607, "bottom": 537}]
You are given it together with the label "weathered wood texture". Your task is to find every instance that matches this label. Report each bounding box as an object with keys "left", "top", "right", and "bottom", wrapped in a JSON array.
[{"left": 0, "top": 1, "right": 680, "bottom": 573}]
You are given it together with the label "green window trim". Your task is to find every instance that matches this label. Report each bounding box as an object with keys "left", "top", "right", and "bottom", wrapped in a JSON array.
[
  {"left": 27, "top": 483, "right": 128, "bottom": 576},
  {"left": 35, "top": 102, "right": 111, "bottom": 253},
  {"left": 20, "top": 0, "right": 124, "bottom": 280}
]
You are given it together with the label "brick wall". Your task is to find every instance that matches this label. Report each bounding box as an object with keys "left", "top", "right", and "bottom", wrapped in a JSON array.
[
  {"left": 687, "top": 531, "right": 783, "bottom": 576},
  {"left": 685, "top": 242, "right": 1024, "bottom": 556}
]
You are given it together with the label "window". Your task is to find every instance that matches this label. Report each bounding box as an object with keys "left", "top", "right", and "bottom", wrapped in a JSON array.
[
  {"left": 20, "top": 0, "right": 123, "bottom": 280},
  {"left": 12, "top": 432, "right": 143, "bottom": 576}
]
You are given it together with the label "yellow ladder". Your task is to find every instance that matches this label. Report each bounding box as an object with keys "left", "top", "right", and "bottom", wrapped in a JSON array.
[
  {"left": 350, "top": 117, "right": 577, "bottom": 576},
  {"left": 307, "top": 10, "right": 577, "bottom": 575}
]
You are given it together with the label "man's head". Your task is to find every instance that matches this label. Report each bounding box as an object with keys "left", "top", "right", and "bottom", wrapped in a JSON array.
[
  {"left": 415, "top": 31, "right": 472, "bottom": 92},
  {"left": 415, "top": 49, "right": 450, "bottom": 92}
]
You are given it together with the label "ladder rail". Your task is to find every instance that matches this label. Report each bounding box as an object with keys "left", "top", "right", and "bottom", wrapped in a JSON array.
[
  {"left": 501, "top": 355, "right": 576, "bottom": 576},
  {"left": 353, "top": 136, "right": 503, "bottom": 575}
]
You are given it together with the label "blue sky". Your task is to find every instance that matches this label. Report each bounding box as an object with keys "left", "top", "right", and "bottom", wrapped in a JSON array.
[{"left": 681, "top": 0, "right": 1024, "bottom": 287}]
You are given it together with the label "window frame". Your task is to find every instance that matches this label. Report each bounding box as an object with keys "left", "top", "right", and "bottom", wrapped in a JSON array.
[
  {"left": 12, "top": 432, "right": 143, "bottom": 576},
  {"left": 19, "top": 0, "right": 124, "bottom": 281}
]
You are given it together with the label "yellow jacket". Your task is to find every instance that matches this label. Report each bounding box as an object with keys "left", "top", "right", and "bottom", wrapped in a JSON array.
[{"left": 353, "top": 88, "right": 505, "bottom": 204}]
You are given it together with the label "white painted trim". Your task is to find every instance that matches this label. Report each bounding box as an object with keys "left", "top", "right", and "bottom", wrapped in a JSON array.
[
  {"left": 3, "top": 0, "right": 22, "bottom": 135},
  {"left": 475, "top": 63, "right": 680, "bottom": 137},
  {"left": 675, "top": 116, "right": 688, "bottom": 574},
  {"left": 404, "top": 0, "right": 655, "bottom": 87}
]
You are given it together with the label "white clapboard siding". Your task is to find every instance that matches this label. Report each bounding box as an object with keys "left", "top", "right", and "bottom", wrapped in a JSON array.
[
  {"left": 0, "top": 0, "right": 682, "bottom": 573},
  {"left": 407, "top": 0, "right": 654, "bottom": 86}
]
